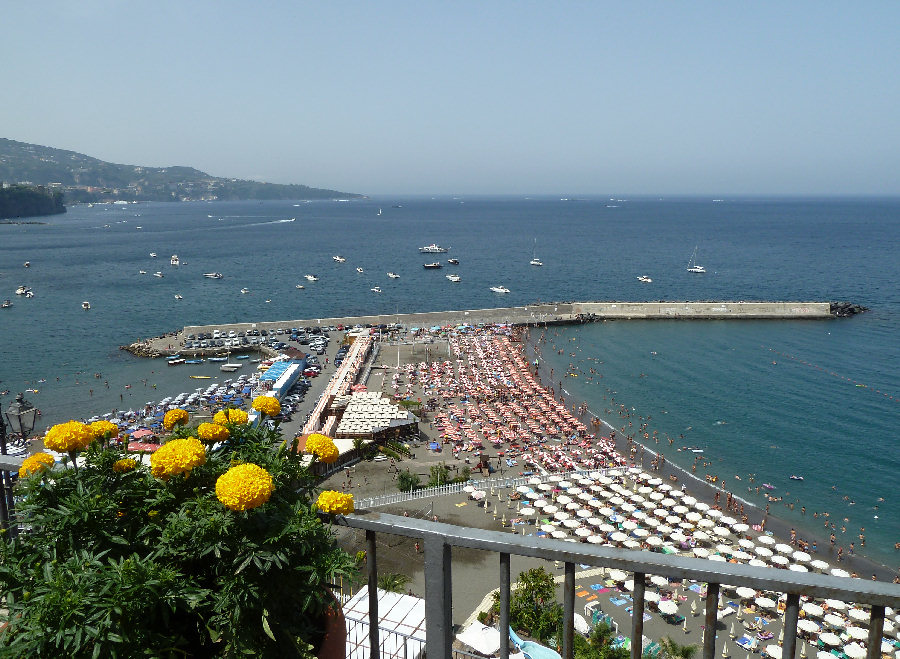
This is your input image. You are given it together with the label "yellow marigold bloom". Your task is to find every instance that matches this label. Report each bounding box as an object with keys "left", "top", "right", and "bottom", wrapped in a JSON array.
[
  {"left": 215, "top": 463, "right": 274, "bottom": 511},
  {"left": 213, "top": 408, "right": 249, "bottom": 426},
  {"left": 89, "top": 419, "right": 119, "bottom": 440},
  {"left": 316, "top": 490, "right": 354, "bottom": 516},
  {"left": 305, "top": 433, "right": 339, "bottom": 464},
  {"left": 163, "top": 408, "right": 190, "bottom": 431},
  {"left": 113, "top": 458, "right": 137, "bottom": 473},
  {"left": 251, "top": 396, "right": 281, "bottom": 417},
  {"left": 19, "top": 452, "right": 55, "bottom": 477},
  {"left": 150, "top": 437, "right": 206, "bottom": 480},
  {"left": 44, "top": 421, "right": 95, "bottom": 453},
  {"left": 197, "top": 422, "right": 230, "bottom": 443}
]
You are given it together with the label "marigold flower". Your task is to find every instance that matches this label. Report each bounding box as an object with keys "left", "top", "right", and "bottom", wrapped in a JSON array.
[
  {"left": 89, "top": 419, "right": 119, "bottom": 440},
  {"left": 305, "top": 433, "right": 339, "bottom": 464},
  {"left": 19, "top": 452, "right": 55, "bottom": 477},
  {"left": 197, "top": 422, "right": 230, "bottom": 443},
  {"left": 215, "top": 463, "right": 274, "bottom": 511},
  {"left": 150, "top": 437, "right": 206, "bottom": 480},
  {"left": 44, "top": 421, "right": 95, "bottom": 453},
  {"left": 316, "top": 490, "right": 354, "bottom": 516},
  {"left": 162, "top": 408, "right": 190, "bottom": 431},
  {"left": 113, "top": 458, "right": 137, "bottom": 473},
  {"left": 251, "top": 396, "right": 281, "bottom": 417},
  {"left": 213, "top": 408, "right": 249, "bottom": 426}
]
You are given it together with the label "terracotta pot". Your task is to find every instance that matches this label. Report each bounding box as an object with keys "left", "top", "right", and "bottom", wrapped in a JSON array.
[{"left": 317, "top": 590, "right": 346, "bottom": 659}]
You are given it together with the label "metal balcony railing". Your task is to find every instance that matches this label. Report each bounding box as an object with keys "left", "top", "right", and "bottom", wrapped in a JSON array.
[{"left": 340, "top": 511, "right": 900, "bottom": 659}]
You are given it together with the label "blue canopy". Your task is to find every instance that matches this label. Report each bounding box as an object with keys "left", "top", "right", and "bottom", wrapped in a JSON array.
[{"left": 429, "top": 442, "right": 439, "bottom": 450}]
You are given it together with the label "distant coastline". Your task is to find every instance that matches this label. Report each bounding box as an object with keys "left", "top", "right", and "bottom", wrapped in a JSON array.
[{"left": 0, "top": 184, "right": 66, "bottom": 220}]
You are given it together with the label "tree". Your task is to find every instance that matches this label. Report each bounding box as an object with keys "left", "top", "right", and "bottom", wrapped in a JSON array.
[
  {"left": 377, "top": 572, "right": 411, "bottom": 593},
  {"left": 659, "top": 637, "right": 699, "bottom": 659},
  {"left": 428, "top": 462, "right": 451, "bottom": 487},
  {"left": 509, "top": 567, "right": 562, "bottom": 643},
  {"left": 398, "top": 469, "right": 421, "bottom": 493}
]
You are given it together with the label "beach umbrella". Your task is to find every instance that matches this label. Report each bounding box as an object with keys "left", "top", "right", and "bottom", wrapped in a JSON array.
[
  {"left": 587, "top": 535, "right": 603, "bottom": 544},
  {"left": 736, "top": 587, "right": 756, "bottom": 599},
  {"left": 719, "top": 515, "right": 737, "bottom": 525},
  {"left": 646, "top": 536, "right": 663, "bottom": 547},
  {"left": 644, "top": 591, "right": 661, "bottom": 603},
  {"left": 632, "top": 528, "right": 650, "bottom": 538},
  {"left": 697, "top": 518, "right": 715, "bottom": 529},
  {"left": 694, "top": 501, "right": 710, "bottom": 511},
  {"left": 653, "top": 508, "right": 668, "bottom": 518},
  {"left": 623, "top": 579, "right": 635, "bottom": 591},
  {"left": 598, "top": 476, "right": 613, "bottom": 485},
  {"left": 632, "top": 510, "right": 648, "bottom": 520},
  {"left": 757, "top": 535, "right": 776, "bottom": 545},
  {"left": 692, "top": 547, "right": 709, "bottom": 558},
  {"left": 516, "top": 485, "right": 531, "bottom": 494},
  {"left": 830, "top": 568, "right": 850, "bottom": 578},
  {"left": 771, "top": 555, "right": 790, "bottom": 567},
  {"left": 809, "top": 559, "right": 830, "bottom": 572},
  {"left": 658, "top": 600, "right": 679, "bottom": 615},
  {"left": 576, "top": 509, "right": 592, "bottom": 518},
  {"left": 551, "top": 530, "right": 568, "bottom": 539},
  {"left": 818, "top": 632, "right": 841, "bottom": 646},
  {"left": 621, "top": 503, "right": 637, "bottom": 513},
  {"left": 543, "top": 505, "right": 559, "bottom": 514},
  {"left": 681, "top": 495, "right": 697, "bottom": 505},
  {"left": 650, "top": 575, "right": 669, "bottom": 588},
  {"left": 713, "top": 526, "right": 730, "bottom": 537},
  {"left": 847, "top": 608, "right": 868, "bottom": 623},
  {"left": 644, "top": 517, "right": 660, "bottom": 527},
  {"left": 554, "top": 511, "right": 570, "bottom": 521},
  {"left": 802, "top": 603, "right": 824, "bottom": 617},
  {"left": 670, "top": 531, "right": 687, "bottom": 543},
  {"left": 609, "top": 496, "right": 625, "bottom": 506},
  {"left": 578, "top": 492, "right": 594, "bottom": 502},
  {"left": 845, "top": 626, "right": 867, "bottom": 640},
  {"left": 565, "top": 502, "right": 581, "bottom": 512},
  {"left": 708, "top": 554, "right": 726, "bottom": 562},
  {"left": 525, "top": 491, "right": 540, "bottom": 499},
  {"left": 792, "top": 550, "right": 811, "bottom": 562},
  {"left": 538, "top": 483, "right": 554, "bottom": 492},
  {"left": 755, "top": 546, "right": 774, "bottom": 558},
  {"left": 569, "top": 487, "right": 584, "bottom": 496},
  {"left": 843, "top": 644, "right": 865, "bottom": 659},
  {"left": 823, "top": 599, "right": 847, "bottom": 611},
  {"left": 764, "top": 644, "right": 783, "bottom": 659},
  {"left": 540, "top": 524, "right": 556, "bottom": 533},
  {"left": 622, "top": 520, "right": 638, "bottom": 530},
  {"left": 649, "top": 492, "right": 665, "bottom": 501},
  {"left": 657, "top": 524, "right": 673, "bottom": 534},
  {"left": 558, "top": 480, "right": 573, "bottom": 489},
  {"left": 587, "top": 517, "right": 603, "bottom": 526},
  {"left": 520, "top": 508, "right": 536, "bottom": 516},
  {"left": 732, "top": 523, "right": 750, "bottom": 533},
  {"left": 556, "top": 494, "right": 572, "bottom": 505},
  {"left": 638, "top": 485, "right": 653, "bottom": 494},
  {"left": 610, "top": 531, "right": 628, "bottom": 544},
  {"left": 597, "top": 523, "right": 616, "bottom": 533},
  {"left": 822, "top": 614, "right": 845, "bottom": 628},
  {"left": 563, "top": 519, "right": 580, "bottom": 529},
  {"left": 756, "top": 597, "right": 777, "bottom": 609},
  {"left": 738, "top": 538, "right": 755, "bottom": 549},
  {"left": 672, "top": 505, "right": 689, "bottom": 514},
  {"left": 693, "top": 531, "right": 710, "bottom": 542},
  {"left": 462, "top": 485, "right": 475, "bottom": 494},
  {"left": 733, "top": 550, "right": 753, "bottom": 561},
  {"left": 797, "top": 619, "right": 821, "bottom": 634},
  {"left": 788, "top": 564, "right": 808, "bottom": 573},
  {"left": 533, "top": 499, "right": 548, "bottom": 508},
  {"left": 660, "top": 497, "right": 677, "bottom": 507},
  {"left": 608, "top": 569, "right": 628, "bottom": 581},
  {"left": 623, "top": 539, "right": 641, "bottom": 550},
  {"left": 575, "top": 527, "right": 592, "bottom": 537},
  {"left": 686, "top": 511, "right": 702, "bottom": 522},
  {"left": 774, "top": 543, "right": 793, "bottom": 554}
]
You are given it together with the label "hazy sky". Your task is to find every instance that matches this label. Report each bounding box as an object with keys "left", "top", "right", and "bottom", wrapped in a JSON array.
[{"left": 4, "top": 2, "right": 899, "bottom": 195}]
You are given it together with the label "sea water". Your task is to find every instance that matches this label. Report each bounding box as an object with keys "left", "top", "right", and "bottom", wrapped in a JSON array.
[{"left": 0, "top": 196, "right": 897, "bottom": 566}]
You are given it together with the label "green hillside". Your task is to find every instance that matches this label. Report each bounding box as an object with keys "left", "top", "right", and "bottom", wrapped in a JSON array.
[{"left": 0, "top": 185, "right": 66, "bottom": 220}]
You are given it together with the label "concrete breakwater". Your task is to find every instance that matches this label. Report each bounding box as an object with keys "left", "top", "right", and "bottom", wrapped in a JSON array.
[{"left": 121, "top": 300, "right": 856, "bottom": 359}]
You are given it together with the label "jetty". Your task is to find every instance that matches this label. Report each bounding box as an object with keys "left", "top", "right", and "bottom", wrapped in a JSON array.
[{"left": 121, "top": 301, "right": 862, "bottom": 359}]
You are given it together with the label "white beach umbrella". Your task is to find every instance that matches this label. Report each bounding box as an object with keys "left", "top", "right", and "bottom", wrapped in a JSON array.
[
  {"left": 712, "top": 526, "right": 731, "bottom": 537},
  {"left": 650, "top": 575, "right": 669, "bottom": 588},
  {"left": 846, "top": 626, "right": 868, "bottom": 640},
  {"left": 520, "top": 508, "right": 536, "bottom": 516},
  {"left": 756, "top": 596, "right": 777, "bottom": 609},
  {"left": 818, "top": 632, "right": 841, "bottom": 646},
  {"left": 587, "top": 517, "right": 603, "bottom": 526},
  {"left": 598, "top": 523, "right": 616, "bottom": 533},
  {"left": 578, "top": 492, "right": 594, "bottom": 502},
  {"left": 792, "top": 550, "right": 811, "bottom": 562},
  {"left": 681, "top": 495, "right": 697, "bottom": 505},
  {"left": 659, "top": 483, "right": 673, "bottom": 492},
  {"left": 653, "top": 508, "right": 668, "bottom": 518},
  {"left": 576, "top": 509, "right": 592, "bottom": 519},
  {"left": 649, "top": 492, "right": 665, "bottom": 501},
  {"left": 638, "top": 486, "right": 653, "bottom": 494},
  {"left": 692, "top": 547, "right": 709, "bottom": 558},
  {"left": 755, "top": 546, "right": 774, "bottom": 558},
  {"left": 644, "top": 591, "right": 661, "bottom": 603},
  {"left": 551, "top": 530, "right": 568, "bottom": 539},
  {"left": 608, "top": 569, "right": 628, "bottom": 581},
  {"left": 738, "top": 538, "right": 755, "bottom": 549},
  {"left": 764, "top": 644, "right": 783, "bottom": 659},
  {"left": 563, "top": 519, "right": 580, "bottom": 529},
  {"left": 622, "top": 579, "right": 635, "bottom": 591},
  {"left": 843, "top": 644, "right": 866, "bottom": 659},
  {"left": 610, "top": 531, "right": 629, "bottom": 544},
  {"left": 757, "top": 535, "right": 776, "bottom": 545},
  {"left": 554, "top": 511, "right": 570, "bottom": 521},
  {"left": 847, "top": 608, "right": 869, "bottom": 623},
  {"left": 686, "top": 511, "right": 702, "bottom": 522},
  {"left": 823, "top": 599, "right": 847, "bottom": 611},
  {"left": 670, "top": 531, "right": 687, "bottom": 543},
  {"left": 590, "top": 484, "right": 604, "bottom": 493},
  {"left": 543, "top": 505, "right": 559, "bottom": 514},
  {"left": 633, "top": 528, "right": 650, "bottom": 538},
  {"left": 697, "top": 518, "right": 716, "bottom": 529},
  {"left": 771, "top": 555, "right": 790, "bottom": 567},
  {"left": 660, "top": 497, "right": 677, "bottom": 507},
  {"left": 646, "top": 536, "right": 663, "bottom": 547},
  {"left": 525, "top": 491, "right": 540, "bottom": 499},
  {"left": 748, "top": 558, "right": 767, "bottom": 568},
  {"left": 823, "top": 614, "right": 845, "bottom": 629},
  {"left": 566, "top": 502, "right": 581, "bottom": 511},
  {"left": 623, "top": 539, "right": 641, "bottom": 549},
  {"left": 830, "top": 568, "right": 850, "bottom": 578},
  {"left": 558, "top": 480, "right": 573, "bottom": 489},
  {"left": 733, "top": 550, "right": 753, "bottom": 561},
  {"left": 732, "top": 523, "right": 750, "bottom": 533},
  {"left": 802, "top": 603, "right": 824, "bottom": 617},
  {"left": 788, "top": 564, "right": 808, "bottom": 573},
  {"left": 694, "top": 502, "right": 710, "bottom": 511},
  {"left": 609, "top": 496, "right": 625, "bottom": 506},
  {"left": 621, "top": 503, "right": 637, "bottom": 513},
  {"left": 622, "top": 520, "right": 638, "bottom": 530},
  {"left": 657, "top": 524, "right": 673, "bottom": 534},
  {"left": 540, "top": 524, "right": 556, "bottom": 533},
  {"left": 533, "top": 499, "right": 548, "bottom": 508},
  {"left": 516, "top": 485, "right": 532, "bottom": 494},
  {"left": 538, "top": 483, "right": 554, "bottom": 492},
  {"left": 719, "top": 515, "right": 737, "bottom": 525},
  {"left": 708, "top": 554, "right": 726, "bottom": 562},
  {"left": 809, "top": 559, "right": 830, "bottom": 572},
  {"left": 463, "top": 485, "right": 476, "bottom": 493},
  {"left": 575, "top": 527, "right": 592, "bottom": 537},
  {"left": 658, "top": 600, "right": 679, "bottom": 615},
  {"left": 797, "top": 619, "right": 821, "bottom": 633},
  {"left": 556, "top": 495, "right": 572, "bottom": 505},
  {"left": 736, "top": 587, "right": 756, "bottom": 599},
  {"left": 648, "top": 478, "right": 663, "bottom": 486},
  {"left": 598, "top": 476, "right": 613, "bottom": 485},
  {"left": 587, "top": 535, "right": 603, "bottom": 544},
  {"left": 632, "top": 510, "right": 648, "bottom": 520},
  {"left": 693, "top": 531, "right": 710, "bottom": 542},
  {"left": 644, "top": 517, "right": 660, "bottom": 527},
  {"left": 672, "top": 505, "right": 689, "bottom": 515},
  {"left": 774, "top": 543, "right": 793, "bottom": 555},
  {"left": 568, "top": 487, "right": 583, "bottom": 496}
]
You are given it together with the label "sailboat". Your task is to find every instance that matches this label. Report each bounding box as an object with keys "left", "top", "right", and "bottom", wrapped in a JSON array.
[
  {"left": 529, "top": 239, "right": 543, "bottom": 266},
  {"left": 686, "top": 246, "right": 706, "bottom": 273}
]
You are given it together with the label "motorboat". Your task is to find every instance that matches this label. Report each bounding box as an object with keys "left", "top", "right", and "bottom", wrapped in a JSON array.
[
  {"left": 23, "top": 261, "right": 30, "bottom": 268},
  {"left": 149, "top": 252, "right": 157, "bottom": 257},
  {"left": 240, "top": 288, "right": 250, "bottom": 294},
  {"left": 139, "top": 270, "right": 147, "bottom": 274},
  {"left": 295, "top": 284, "right": 305, "bottom": 289},
  {"left": 170, "top": 255, "right": 180, "bottom": 266},
  {"left": 447, "top": 258, "right": 460, "bottom": 265},
  {"left": 154, "top": 272, "right": 164, "bottom": 278},
  {"left": 2, "top": 299, "right": 12, "bottom": 309},
  {"left": 490, "top": 286, "right": 510, "bottom": 294},
  {"left": 387, "top": 272, "right": 400, "bottom": 279},
  {"left": 15, "top": 286, "right": 30, "bottom": 295},
  {"left": 305, "top": 274, "right": 318, "bottom": 281},
  {"left": 686, "top": 246, "right": 706, "bottom": 273},
  {"left": 333, "top": 255, "right": 346, "bottom": 262},
  {"left": 419, "top": 243, "right": 448, "bottom": 253},
  {"left": 174, "top": 294, "right": 183, "bottom": 300},
  {"left": 637, "top": 275, "right": 653, "bottom": 283},
  {"left": 203, "top": 272, "right": 224, "bottom": 279},
  {"left": 423, "top": 262, "right": 443, "bottom": 269},
  {"left": 446, "top": 274, "right": 461, "bottom": 282},
  {"left": 370, "top": 287, "right": 382, "bottom": 293},
  {"left": 789, "top": 475, "right": 804, "bottom": 481},
  {"left": 168, "top": 358, "right": 186, "bottom": 366},
  {"left": 356, "top": 267, "right": 364, "bottom": 273},
  {"left": 220, "top": 362, "right": 243, "bottom": 372},
  {"left": 529, "top": 239, "right": 543, "bottom": 266},
  {"left": 81, "top": 301, "right": 91, "bottom": 310},
  {"left": 24, "top": 291, "right": 34, "bottom": 298},
  {"left": 529, "top": 258, "right": 544, "bottom": 267}
]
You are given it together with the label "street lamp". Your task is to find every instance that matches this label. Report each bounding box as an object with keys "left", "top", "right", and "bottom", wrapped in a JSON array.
[{"left": 0, "top": 392, "right": 37, "bottom": 533}]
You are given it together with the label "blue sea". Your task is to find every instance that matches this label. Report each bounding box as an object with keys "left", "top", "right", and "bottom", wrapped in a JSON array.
[{"left": 1, "top": 196, "right": 898, "bottom": 568}]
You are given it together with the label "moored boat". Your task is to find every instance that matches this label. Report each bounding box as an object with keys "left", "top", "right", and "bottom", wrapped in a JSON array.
[
  {"left": 446, "top": 274, "right": 461, "bottom": 282},
  {"left": 423, "top": 262, "right": 443, "bottom": 269},
  {"left": 82, "top": 301, "right": 91, "bottom": 310},
  {"left": 1, "top": 299, "right": 12, "bottom": 309},
  {"left": 419, "top": 243, "right": 448, "bottom": 253},
  {"left": 203, "top": 272, "right": 224, "bottom": 279},
  {"left": 387, "top": 272, "right": 400, "bottom": 278},
  {"left": 489, "top": 285, "right": 510, "bottom": 293}
]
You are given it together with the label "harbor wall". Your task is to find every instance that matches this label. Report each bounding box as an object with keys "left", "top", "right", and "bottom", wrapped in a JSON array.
[{"left": 572, "top": 301, "right": 831, "bottom": 319}]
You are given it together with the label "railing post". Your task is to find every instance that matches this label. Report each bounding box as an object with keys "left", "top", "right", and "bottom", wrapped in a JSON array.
[
  {"left": 631, "top": 572, "right": 645, "bottom": 659},
  {"left": 781, "top": 593, "right": 800, "bottom": 658},
  {"left": 703, "top": 582, "right": 719, "bottom": 659},
  {"left": 424, "top": 536, "right": 452, "bottom": 659},
  {"left": 500, "top": 552, "right": 510, "bottom": 659},
  {"left": 866, "top": 605, "right": 885, "bottom": 659},
  {"left": 366, "top": 530, "right": 380, "bottom": 659},
  {"left": 563, "top": 562, "right": 575, "bottom": 659}
]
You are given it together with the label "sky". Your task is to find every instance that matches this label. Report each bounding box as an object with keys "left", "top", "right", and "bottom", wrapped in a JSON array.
[{"left": 3, "top": 2, "right": 899, "bottom": 196}]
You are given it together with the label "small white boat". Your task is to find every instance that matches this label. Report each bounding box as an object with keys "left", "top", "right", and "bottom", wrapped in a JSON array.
[
  {"left": 490, "top": 285, "right": 510, "bottom": 294},
  {"left": 637, "top": 275, "right": 653, "bottom": 283},
  {"left": 170, "top": 255, "right": 180, "bottom": 266},
  {"left": 220, "top": 364, "right": 242, "bottom": 372},
  {"left": 305, "top": 274, "right": 318, "bottom": 281},
  {"left": 447, "top": 258, "right": 460, "bottom": 265},
  {"left": 153, "top": 272, "right": 164, "bottom": 278},
  {"left": 82, "top": 301, "right": 91, "bottom": 310},
  {"left": 387, "top": 272, "right": 400, "bottom": 279},
  {"left": 333, "top": 255, "right": 346, "bottom": 262},
  {"left": 423, "top": 262, "right": 443, "bottom": 269},
  {"left": 530, "top": 239, "right": 543, "bottom": 266},
  {"left": 419, "top": 243, "right": 448, "bottom": 253},
  {"left": 15, "top": 286, "right": 30, "bottom": 295},
  {"left": 265, "top": 299, "right": 272, "bottom": 303},
  {"left": 377, "top": 208, "right": 382, "bottom": 216},
  {"left": 686, "top": 246, "right": 706, "bottom": 273},
  {"left": 149, "top": 252, "right": 157, "bottom": 258},
  {"left": 139, "top": 270, "right": 147, "bottom": 274},
  {"left": 203, "top": 272, "right": 223, "bottom": 279},
  {"left": 356, "top": 267, "right": 364, "bottom": 273},
  {"left": 174, "top": 294, "right": 183, "bottom": 300},
  {"left": 295, "top": 284, "right": 305, "bottom": 289},
  {"left": 370, "top": 286, "right": 382, "bottom": 293},
  {"left": 23, "top": 261, "right": 30, "bottom": 268},
  {"left": 240, "top": 288, "right": 250, "bottom": 294},
  {"left": 446, "top": 274, "right": 461, "bottom": 282},
  {"left": 529, "top": 258, "right": 544, "bottom": 267},
  {"left": 2, "top": 299, "right": 13, "bottom": 308}
]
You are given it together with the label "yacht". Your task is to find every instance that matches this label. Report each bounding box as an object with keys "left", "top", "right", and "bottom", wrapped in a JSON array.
[
  {"left": 686, "top": 246, "right": 706, "bottom": 273},
  {"left": 149, "top": 252, "right": 157, "bottom": 258},
  {"left": 356, "top": 267, "right": 364, "bottom": 273},
  {"left": 203, "top": 272, "right": 224, "bottom": 279},
  {"left": 387, "top": 272, "right": 400, "bottom": 279},
  {"left": 139, "top": 270, "right": 147, "bottom": 275},
  {"left": 529, "top": 239, "right": 543, "bottom": 266},
  {"left": 170, "top": 255, "right": 180, "bottom": 266},
  {"left": 240, "top": 288, "right": 250, "bottom": 294},
  {"left": 423, "top": 262, "right": 443, "bottom": 269},
  {"left": 446, "top": 274, "right": 461, "bottom": 282},
  {"left": 529, "top": 257, "right": 544, "bottom": 267},
  {"left": 220, "top": 363, "right": 242, "bottom": 372},
  {"left": 295, "top": 284, "right": 305, "bottom": 289},
  {"left": 419, "top": 243, "right": 448, "bottom": 253},
  {"left": 2, "top": 299, "right": 12, "bottom": 309},
  {"left": 154, "top": 272, "right": 164, "bottom": 278},
  {"left": 174, "top": 294, "right": 183, "bottom": 300},
  {"left": 447, "top": 258, "right": 459, "bottom": 265},
  {"left": 370, "top": 286, "right": 382, "bottom": 293},
  {"left": 333, "top": 255, "right": 346, "bottom": 263},
  {"left": 489, "top": 286, "right": 510, "bottom": 294},
  {"left": 15, "top": 286, "right": 31, "bottom": 296},
  {"left": 637, "top": 275, "right": 653, "bottom": 283},
  {"left": 82, "top": 301, "right": 91, "bottom": 310},
  {"left": 305, "top": 274, "right": 318, "bottom": 281}
]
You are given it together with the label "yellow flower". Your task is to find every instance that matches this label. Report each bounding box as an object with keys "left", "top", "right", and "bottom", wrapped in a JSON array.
[
  {"left": 89, "top": 419, "right": 119, "bottom": 440},
  {"left": 305, "top": 433, "right": 339, "bottom": 464},
  {"left": 113, "top": 458, "right": 137, "bottom": 473},
  {"left": 215, "top": 463, "right": 274, "bottom": 511},
  {"left": 213, "top": 408, "right": 249, "bottom": 426},
  {"left": 251, "top": 396, "right": 281, "bottom": 417},
  {"left": 43, "top": 421, "right": 95, "bottom": 453},
  {"left": 163, "top": 408, "right": 190, "bottom": 431},
  {"left": 197, "top": 422, "right": 230, "bottom": 443},
  {"left": 150, "top": 437, "right": 206, "bottom": 480},
  {"left": 316, "top": 490, "right": 354, "bottom": 515},
  {"left": 19, "top": 452, "right": 55, "bottom": 477}
]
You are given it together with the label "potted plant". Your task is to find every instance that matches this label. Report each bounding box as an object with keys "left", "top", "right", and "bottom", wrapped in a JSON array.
[{"left": 0, "top": 398, "right": 356, "bottom": 658}]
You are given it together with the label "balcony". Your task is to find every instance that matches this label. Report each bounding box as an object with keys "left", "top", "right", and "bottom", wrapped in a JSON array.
[{"left": 340, "top": 511, "right": 900, "bottom": 659}]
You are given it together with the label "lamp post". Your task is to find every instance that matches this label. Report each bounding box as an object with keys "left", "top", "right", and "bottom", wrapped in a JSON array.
[{"left": 1, "top": 392, "right": 38, "bottom": 533}]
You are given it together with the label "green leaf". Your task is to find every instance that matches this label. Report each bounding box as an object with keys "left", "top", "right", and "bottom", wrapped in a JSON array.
[{"left": 261, "top": 608, "right": 276, "bottom": 642}]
